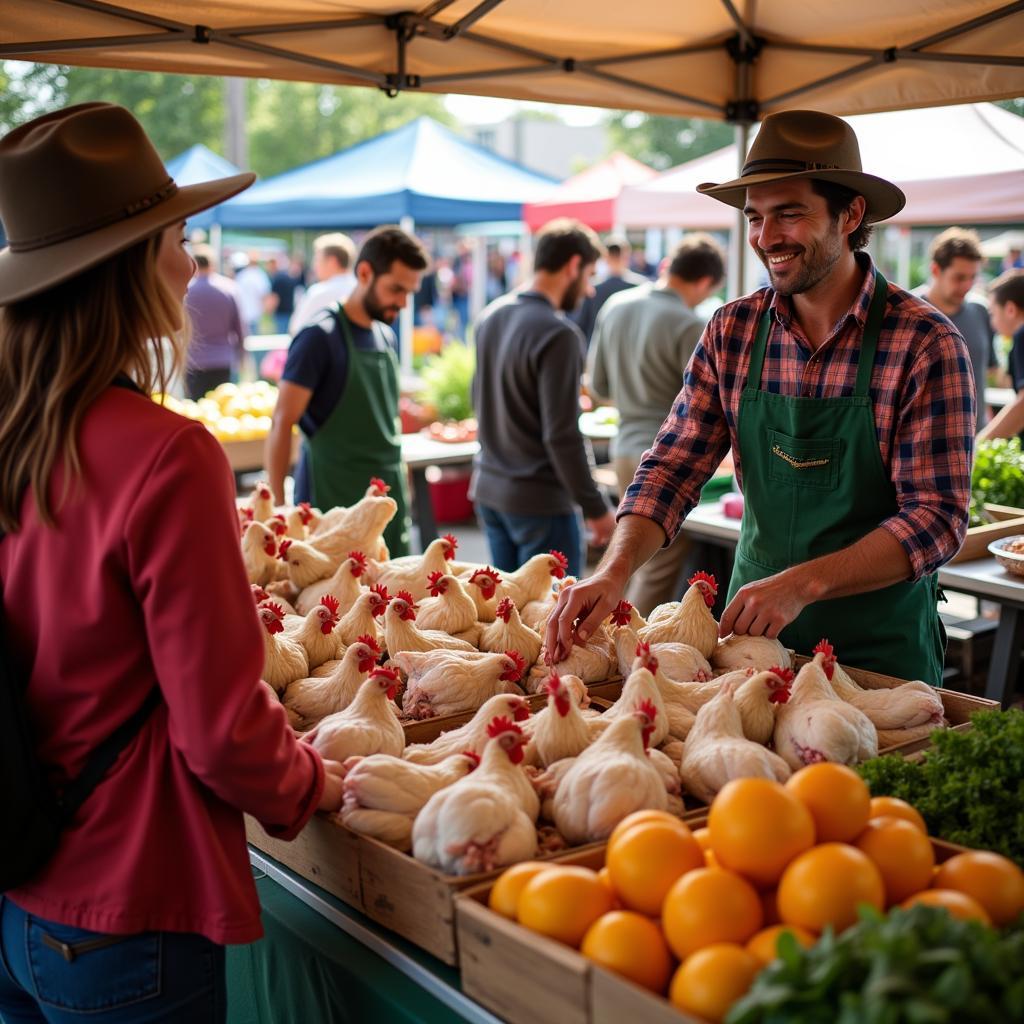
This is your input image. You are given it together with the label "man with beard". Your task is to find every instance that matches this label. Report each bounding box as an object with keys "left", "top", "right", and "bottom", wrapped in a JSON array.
[
  {"left": 471, "top": 218, "right": 616, "bottom": 578},
  {"left": 266, "top": 226, "right": 427, "bottom": 556},
  {"left": 544, "top": 111, "right": 975, "bottom": 687}
]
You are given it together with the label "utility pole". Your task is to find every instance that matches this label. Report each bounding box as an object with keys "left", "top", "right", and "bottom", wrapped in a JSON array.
[{"left": 225, "top": 78, "right": 248, "bottom": 168}]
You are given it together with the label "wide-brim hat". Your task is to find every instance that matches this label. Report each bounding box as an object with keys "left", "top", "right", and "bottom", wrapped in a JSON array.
[
  {"left": 0, "top": 102, "right": 255, "bottom": 305},
  {"left": 697, "top": 109, "right": 905, "bottom": 224}
]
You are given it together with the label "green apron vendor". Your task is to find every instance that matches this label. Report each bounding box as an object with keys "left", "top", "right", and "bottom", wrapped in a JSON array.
[
  {"left": 545, "top": 110, "right": 976, "bottom": 688},
  {"left": 267, "top": 226, "right": 429, "bottom": 558}
]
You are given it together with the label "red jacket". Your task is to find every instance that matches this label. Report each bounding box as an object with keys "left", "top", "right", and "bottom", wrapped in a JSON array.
[{"left": 1, "top": 385, "right": 323, "bottom": 943}]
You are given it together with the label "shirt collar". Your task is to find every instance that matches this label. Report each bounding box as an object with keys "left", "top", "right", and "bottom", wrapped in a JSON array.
[{"left": 770, "top": 251, "right": 876, "bottom": 332}]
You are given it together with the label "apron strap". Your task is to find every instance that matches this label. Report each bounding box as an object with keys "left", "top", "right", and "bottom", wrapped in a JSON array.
[{"left": 747, "top": 303, "right": 773, "bottom": 390}]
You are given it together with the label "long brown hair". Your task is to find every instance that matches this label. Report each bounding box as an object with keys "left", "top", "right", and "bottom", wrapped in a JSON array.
[{"left": 0, "top": 233, "right": 186, "bottom": 532}]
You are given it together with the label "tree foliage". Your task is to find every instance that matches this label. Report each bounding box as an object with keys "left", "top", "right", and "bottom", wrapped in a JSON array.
[{"left": 606, "top": 112, "right": 734, "bottom": 170}]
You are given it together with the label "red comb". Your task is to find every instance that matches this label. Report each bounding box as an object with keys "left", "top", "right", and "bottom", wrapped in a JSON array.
[
  {"left": 495, "top": 597, "right": 514, "bottom": 620},
  {"left": 462, "top": 749, "right": 481, "bottom": 769},
  {"left": 549, "top": 550, "right": 568, "bottom": 577},
  {"left": 609, "top": 600, "right": 633, "bottom": 626},
  {"left": 813, "top": 638, "right": 836, "bottom": 679},
  {"left": 356, "top": 633, "right": 381, "bottom": 653},
  {"left": 370, "top": 583, "right": 390, "bottom": 601},
  {"left": 257, "top": 484, "right": 271, "bottom": 499},
  {"left": 265, "top": 601, "right": 286, "bottom": 619},
  {"left": 251, "top": 584, "right": 269, "bottom": 603},
  {"left": 501, "top": 649, "right": 527, "bottom": 681},
  {"left": 544, "top": 671, "right": 562, "bottom": 695},
  {"left": 320, "top": 595, "right": 340, "bottom": 616},
  {"left": 441, "top": 533, "right": 458, "bottom": 556},
  {"left": 768, "top": 666, "right": 795, "bottom": 685},
  {"left": 486, "top": 715, "right": 523, "bottom": 739},
  {"left": 368, "top": 477, "right": 390, "bottom": 495},
  {"left": 278, "top": 539, "right": 292, "bottom": 559},
  {"left": 241, "top": 507, "right": 254, "bottom": 522},
  {"left": 348, "top": 550, "right": 368, "bottom": 566},
  {"left": 297, "top": 501, "right": 313, "bottom": 524},
  {"left": 471, "top": 566, "right": 501, "bottom": 583},
  {"left": 635, "top": 698, "right": 658, "bottom": 722},
  {"left": 396, "top": 590, "right": 416, "bottom": 606},
  {"left": 427, "top": 570, "right": 448, "bottom": 596},
  {"left": 634, "top": 640, "right": 651, "bottom": 658},
  {"left": 688, "top": 571, "right": 718, "bottom": 592},
  {"left": 370, "top": 666, "right": 400, "bottom": 683}
]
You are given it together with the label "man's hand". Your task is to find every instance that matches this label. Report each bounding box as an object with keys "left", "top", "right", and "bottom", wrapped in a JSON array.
[
  {"left": 316, "top": 758, "right": 347, "bottom": 813},
  {"left": 585, "top": 509, "right": 617, "bottom": 547},
  {"left": 544, "top": 563, "right": 628, "bottom": 665},
  {"left": 718, "top": 568, "right": 809, "bottom": 639}
]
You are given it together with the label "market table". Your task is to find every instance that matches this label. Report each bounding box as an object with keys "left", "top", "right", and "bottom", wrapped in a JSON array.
[
  {"left": 400, "top": 434, "right": 480, "bottom": 550},
  {"left": 680, "top": 503, "right": 1023, "bottom": 708},
  {"left": 232, "top": 849, "right": 500, "bottom": 1024}
]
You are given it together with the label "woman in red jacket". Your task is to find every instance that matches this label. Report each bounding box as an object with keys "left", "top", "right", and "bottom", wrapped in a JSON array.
[{"left": 0, "top": 104, "right": 347, "bottom": 1022}]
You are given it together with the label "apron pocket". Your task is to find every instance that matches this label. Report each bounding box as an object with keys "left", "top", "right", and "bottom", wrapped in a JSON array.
[{"left": 767, "top": 429, "right": 840, "bottom": 490}]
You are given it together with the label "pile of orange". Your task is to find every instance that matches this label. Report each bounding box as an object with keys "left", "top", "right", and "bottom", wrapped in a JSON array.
[{"left": 488, "top": 765, "right": 1024, "bottom": 1024}]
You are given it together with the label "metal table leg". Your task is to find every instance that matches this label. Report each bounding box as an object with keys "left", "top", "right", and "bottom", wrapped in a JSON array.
[
  {"left": 985, "top": 605, "right": 1024, "bottom": 708},
  {"left": 411, "top": 467, "right": 438, "bottom": 551}
]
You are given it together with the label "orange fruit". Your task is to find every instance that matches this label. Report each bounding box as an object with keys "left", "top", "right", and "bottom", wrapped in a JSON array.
[
  {"left": 901, "top": 888, "right": 991, "bottom": 925},
  {"left": 705, "top": 849, "right": 719, "bottom": 868},
  {"left": 662, "top": 867, "right": 763, "bottom": 960},
  {"left": 778, "top": 843, "right": 884, "bottom": 933},
  {"left": 669, "top": 943, "right": 761, "bottom": 1024},
  {"left": 693, "top": 826, "right": 712, "bottom": 851},
  {"left": 608, "top": 809, "right": 686, "bottom": 849},
  {"left": 854, "top": 817, "right": 936, "bottom": 905},
  {"left": 581, "top": 911, "right": 674, "bottom": 993},
  {"left": 517, "top": 866, "right": 615, "bottom": 947},
  {"left": 607, "top": 820, "right": 704, "bottom": 916},
  {"left": 786, "top": 763, "right": 871, "bottom": 842},
  {"left": 746, "top": 924, "right": 816, "bottom": 965},
  {"left": 933, "top": 852, "right": 1024, "bottom": 926},
  {"left": 488, "top": 861, "right": 550, "bottom": 919},
  {"left": 708, "top": 778, "right": 816, "bottom": 887},
  {"left": 869, "top": 796, "right": 927, "bottom": 833}
]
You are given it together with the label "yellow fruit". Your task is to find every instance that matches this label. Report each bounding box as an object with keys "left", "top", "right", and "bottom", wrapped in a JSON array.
[
  {"left": 709, "top": 778, "right": 816, "bottom": 887},
  {"left": 786, "top": 763, "right": 871, "bottom": 842},
  {"left": 580, "top": 911, "right": 674, "bottom": 993},
  {"left": 869, "top": 796, "right": 927, "bottom": 833},
  {"left": 608, "top": 810, "right": 685, "bottom": 850},
  {"left": 662, "top": 867, "right": 763, "bottom": 960},
  {"left": 854, "top": 817, "right": 936, "bottom": 905},
  {"left": 488, "top": 862, "right": 549, "bottom": 919},
  {"left": 669, "top": 944, "right": 761, "bottom": 1024},
  {"left": 693, "top": 827, "right": 711, "bottom": 851},
  {"left": 746, "top": 924, "right": 816, "bottom": 965},
  {"left": 901, "top": 888, "right": 991, "bottom": 924},
  {"left": 517, "top": 866, "right": 614, "bottom": 947},
  {"left": 705, "top": 849, "right": 719, "bottom": 868},
  {"left": 778, "top": 843, "right": 884, "bottom": 933},
  {"left": 932, "top": 853, "right": 1024, "bottom": 926},
  {"left": 606, "top": 820, "right": 704, "bottom": 916}
]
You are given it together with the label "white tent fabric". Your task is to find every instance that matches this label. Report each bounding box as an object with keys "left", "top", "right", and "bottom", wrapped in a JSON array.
[{"left": 617, "top": 102, "right": 1024, "bottom": 228}]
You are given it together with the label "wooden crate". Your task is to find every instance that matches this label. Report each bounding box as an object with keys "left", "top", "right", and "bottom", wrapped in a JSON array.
[
  {"left": 950, "top": 503, "right": 1024, "bottom": 564},
  {"left": 457, "top": 833, "right": 970, "bottom": 1024}
]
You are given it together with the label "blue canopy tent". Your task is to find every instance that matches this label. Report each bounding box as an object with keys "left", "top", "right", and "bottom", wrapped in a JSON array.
[
  {"left": 165, "top": 144, "right": 243, "bottom": 230},
  {"left": 212, "top": 117, "right": 556, "bottom": 230}
]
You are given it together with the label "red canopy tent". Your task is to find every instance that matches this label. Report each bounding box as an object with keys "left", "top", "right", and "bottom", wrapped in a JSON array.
[{"left": 522, "top": 151, "right": 656, "bottom": 233}]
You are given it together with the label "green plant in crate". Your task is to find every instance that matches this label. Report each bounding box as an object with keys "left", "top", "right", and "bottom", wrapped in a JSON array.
[
  {"left": 971, "top": 437, "right": 1024, "bottom": 512},
  {"left": 417, "top": 341, "right": 475, "bottom": 423}
]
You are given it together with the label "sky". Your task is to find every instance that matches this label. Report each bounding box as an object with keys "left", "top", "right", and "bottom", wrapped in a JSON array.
[{"left": 443, "top": 92, "right": 606, "bottom": 127}]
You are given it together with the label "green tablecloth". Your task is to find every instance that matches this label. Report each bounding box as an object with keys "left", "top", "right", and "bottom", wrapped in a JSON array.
[{"left": 227, "top": 871, "right": 470, "bottom": 1024}]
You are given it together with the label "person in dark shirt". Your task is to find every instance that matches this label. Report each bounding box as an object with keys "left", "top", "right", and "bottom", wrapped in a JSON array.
[
  {"left": 265, "top": 227, "right": 428, "bottom": 557},
  {"left": 471, "top": 218, "right": 616, "bottom": 577},
  {"left": 572, "top": 235, "right": 649, "bottom": 345},
  {"left": 184, "top": 244, "right": 245, "bottom": 399},
  {"left": 267, "top": 254, "right": 301, "bottom": 334}
]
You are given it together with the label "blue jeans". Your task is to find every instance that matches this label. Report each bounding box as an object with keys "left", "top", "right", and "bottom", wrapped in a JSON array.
[
  {"left": 0, "top": 897, "right": 225, "bottom": 1023},
  {"left": 477, "top": 505, "right": 583, "bottom": 579}
]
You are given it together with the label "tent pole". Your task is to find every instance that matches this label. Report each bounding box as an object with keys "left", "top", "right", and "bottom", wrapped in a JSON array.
[
  {"left": 399, "top": 214, "right": 416, "bottom": 377},
  {"left": 728, "top": 121, "right": 750, "bottom": 300}
]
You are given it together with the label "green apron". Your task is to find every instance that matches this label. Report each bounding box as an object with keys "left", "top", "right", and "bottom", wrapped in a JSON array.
[
  {"left": 726, "top": 271, "right": 945, "bottom": 686},
  {"left": 305, "top": 307, "right": 410, "bottom": 557}
]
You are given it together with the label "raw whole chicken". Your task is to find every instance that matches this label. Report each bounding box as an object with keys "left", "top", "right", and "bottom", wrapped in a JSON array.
[
  {"left": 551, "top": 700, "right": 668, "bottom": 845},
  {"left": 265, "top": 512, "right": 288, "bottom": 539},
  {"left": 403, "top": 694, "right": 532, "bottom": 765},
  {"left": 284, "top": 501, "right": 315, "bottom": 540},
  {"left": 614, "top": 624, "right": 711, "bottom": 683},
  {"left": 412, "top": 720, "right": 538, "bottom": 874},
  {"left": 283, "top": 634, "right": 381, "bottom": 730},
  {"left": 504, "top": 550, "right": 570, "bottom": 608},
  {"left": 307, "top": 495, "right": 396, "bottom": 565},
  {"left": 369, "top": 535, "right": 459, "bottom": 602},
  {"left": 773, "top": 653, "right": 878, "bottom": 770},
  {"left": 383, "top": 591, "right": 476, "bottom": 657},
  {"left": 394, "top": 648, "right": 527, "bottom": 720},
  {"left": 335, "top": 584, "right": 389, "bottom": 649},
  {"left": 591, "top": 665, "right": 669, "bottom": 747},
  {"left": 525, "top": 672, "right": 593, "bottom": 768},
  {"left": 242, "top": 521, "right": 279, "bottom": 586},
  {"left": 811, "top": 639, "right": 945, "bottom": 732},
  {"left": 252, "top": 583, "right": 295, "bottom": 618},
  {"left": 282, "top": 595, "right": 344, "bottom": 669},
  {"left": 258, "top": 602, "right": 309, "bottom": 692},
  {"left": 312, "top": 478, "right": 391, "bottom": 535},
  {"left": 306, "top": 666, "right": 405, "bottom": 762},
  {"left": 244, "top": 480, "right": 275, "bottom": 524},
  {"left": 340, "top": 750, "right": 479, "bottom": 850},
  {"left": 712, "top": 633, "right": 792, "bottom": 673},
  {"left": 278, "top": 538, "right": 335, "bottom": 590},
  {"left": 520, "top": 575, "right": 576, "bottom": 633},
  {"left": 640, "top": 572, "right": 720, "bottom": 657},
  {"left": 679, "top": 681, "right": 792, "bottom": 804},
  {"left": 296, "top": 550, "right": 368, "bottom": 616},
  {"left": 734, "top": 667, "right": 793, "bottom": 744},
  {"left": 415, "top": 571, "right": 478, "bottom": 635},
  {"left": 479, "top": 598, "right": 543, "bottom": 666}
]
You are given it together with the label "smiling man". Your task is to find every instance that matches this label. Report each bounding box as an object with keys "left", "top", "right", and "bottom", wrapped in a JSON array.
[{"left": 545, "top": 110, "right": 975, "bottom": 686}]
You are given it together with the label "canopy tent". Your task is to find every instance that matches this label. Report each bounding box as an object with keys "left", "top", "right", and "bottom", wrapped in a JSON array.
[
  {"left": 521, "top": 151, "right": 656, "bottom": 232},
  {"left": 617, "top": 102, "right": 1024, "bottom": 229},
  {"left": 212, "top": 117, "right": 555, "bottom": 230},
  {"left": 164, "top": 143, "right": 242, "bottom": 228},
  {"left": 4, "top": 2, "right": 1023, "bottom": 121}
]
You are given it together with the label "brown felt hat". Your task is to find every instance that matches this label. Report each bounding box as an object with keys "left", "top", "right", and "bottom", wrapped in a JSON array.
[
  {"left": 0, "top": 102, "right": 255, "bottom": 305},
  {"left": 697, "top": 109, "right": 906, "bottom": 223}
]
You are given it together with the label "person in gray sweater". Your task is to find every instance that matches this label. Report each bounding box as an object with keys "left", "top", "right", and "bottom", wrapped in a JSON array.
[
  {"left": 587, "top": 233, "right": 725, "bottom": 613},
  {"left": 470, "top": 219, "right": 616, "bottom": 578}
]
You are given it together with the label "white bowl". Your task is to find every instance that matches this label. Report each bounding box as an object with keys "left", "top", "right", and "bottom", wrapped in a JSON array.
[{"left": 988, "top": 536, "right": 1024, "bottom": 578}]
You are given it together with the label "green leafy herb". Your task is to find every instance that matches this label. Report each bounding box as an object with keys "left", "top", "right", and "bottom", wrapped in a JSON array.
[
  {"left": 857, "top": 710, "right": 1024, "bottom": 865},
  {"left": 971, "top": 438, "right": 1024, "bottom": 512},
  {"left": 727, "top": 904, "right": 1024, "bottom": 1024},
  {"left": 416, "top": 342, "right": 475, "bottom": 423}
]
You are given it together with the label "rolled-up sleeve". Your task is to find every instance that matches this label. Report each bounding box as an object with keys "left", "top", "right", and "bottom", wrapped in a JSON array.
[{"left": 879, "top": 328, "right": 975, "bottom": 578}]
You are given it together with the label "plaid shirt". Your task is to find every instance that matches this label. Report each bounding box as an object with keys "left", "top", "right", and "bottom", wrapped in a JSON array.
[{"left": 620, "top": 255, "right": 975, "bottom": 580}]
